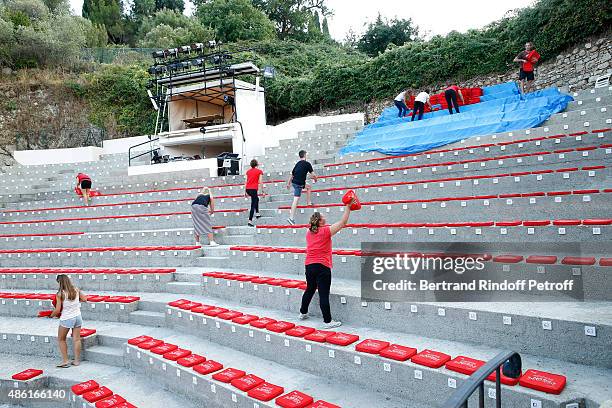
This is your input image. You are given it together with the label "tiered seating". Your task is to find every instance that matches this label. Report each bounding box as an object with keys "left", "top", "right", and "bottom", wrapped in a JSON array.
[
  {"left": 71, "top": 379, "right": 137, "bottom": 407},
  {"left": 0, "top": 88, "right": 611, "bottom": 407},
  {"left": 126, "top": 334, "right": 339, "bottom": 407}
]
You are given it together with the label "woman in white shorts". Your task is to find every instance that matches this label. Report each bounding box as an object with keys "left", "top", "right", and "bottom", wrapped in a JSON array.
[{"left": 49, "top": 274, "right": 87, "bottom": 368}]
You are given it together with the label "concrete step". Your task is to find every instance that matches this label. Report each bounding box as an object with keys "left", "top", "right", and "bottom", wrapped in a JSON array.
[
  {"left": 83, "top": 344, "right": 125, "bottom": 367},
  {"left": 129, "top": 310, "right": 166, "bottom": 327},
  {"left": 166, "top": 281, "right": 202, "bottom": 295}
]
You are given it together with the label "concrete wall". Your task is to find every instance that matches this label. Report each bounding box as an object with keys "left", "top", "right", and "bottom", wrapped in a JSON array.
[{"left": 13, "top": 146, "right": 104, "bottom": 165}]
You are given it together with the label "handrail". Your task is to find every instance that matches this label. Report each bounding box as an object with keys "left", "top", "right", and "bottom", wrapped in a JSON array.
[
  {"left": 444, "top": 351, "right": 521, "bottom": 408},
  {"left": 128, "top": 136, "right": 159, "bottom": 166}
]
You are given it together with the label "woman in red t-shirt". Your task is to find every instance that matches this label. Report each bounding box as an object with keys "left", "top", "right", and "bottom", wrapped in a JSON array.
[
  {"left": 75, "top": 173, "right": 92, "bottom": 206},
  {"left": 299, "top": 199, "right": 355, "bottom": 329},
  {"left": 244, "top": 159, "right": 264, "bottom": 227}
]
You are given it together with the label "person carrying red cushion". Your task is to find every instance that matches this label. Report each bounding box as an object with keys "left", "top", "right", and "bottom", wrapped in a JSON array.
[{"left": 513, "top": 42, "right": 540, "bottom": 94}]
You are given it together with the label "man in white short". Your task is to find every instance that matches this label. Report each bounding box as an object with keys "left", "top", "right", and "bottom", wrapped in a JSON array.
[{"left": 393, "top": 90, "right": 409, "bottom": 118}]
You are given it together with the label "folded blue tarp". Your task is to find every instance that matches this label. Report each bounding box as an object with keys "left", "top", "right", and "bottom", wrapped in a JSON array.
[{"left": 340, "top": 83, "right": 572, "bottom": 156}]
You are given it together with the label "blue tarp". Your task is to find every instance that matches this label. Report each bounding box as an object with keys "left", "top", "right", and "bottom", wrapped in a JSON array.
[{"left": 340, "top": 82, "right": 573, "bottom": 156}]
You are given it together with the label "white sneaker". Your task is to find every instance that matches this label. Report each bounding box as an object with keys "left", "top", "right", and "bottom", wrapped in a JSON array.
[
  {"left": 209, "top": 241, "right": 219, "bottom": 247},
  {"left": 298, "top": 313, "right": 309, "bottom": 320},
  {"left": 322, "top": 320, "right": 342, "bottom": 329}
]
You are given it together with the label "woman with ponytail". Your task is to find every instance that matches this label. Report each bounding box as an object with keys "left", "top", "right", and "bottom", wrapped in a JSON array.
[
  {"left": 49, "top": 274, "right": 87, "bottom": 368},
  {"left": 299, "top": 198, "right": 355, "bottom": 329}
]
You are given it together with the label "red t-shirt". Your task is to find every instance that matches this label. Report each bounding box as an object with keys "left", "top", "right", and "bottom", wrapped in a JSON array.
[
  {"left": 446, "top": 85, "right": 459, "bottom": 92},
  {"left": 77, "top": 173, "right": 90, "bottom": 182},
  {"left": 245, "top": 168, "right": 263, "bottom": 190},
  {"left": 305, "top": 225, "right": 332, "bottom": 268}
]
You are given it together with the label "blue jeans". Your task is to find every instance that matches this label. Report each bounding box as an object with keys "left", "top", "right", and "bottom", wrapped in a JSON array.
[{"left": 394, "top": 100, "right": 408, "bottom": 117}]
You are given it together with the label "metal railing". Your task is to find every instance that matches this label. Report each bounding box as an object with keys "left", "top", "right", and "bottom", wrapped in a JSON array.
[
  {"left": 128, "top": 136, "right": 159, "bottom": 167},
  {"left": 444, "top": 351, "right": 522, "bottom": 408}
]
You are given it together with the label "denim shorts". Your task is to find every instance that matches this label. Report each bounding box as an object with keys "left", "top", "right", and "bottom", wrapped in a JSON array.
[
  {"left": 60, "top": 315, "right": 83, "bottom": 329},
  {"left": 292, "top": 183, "right": 305, "bottom": 197}
]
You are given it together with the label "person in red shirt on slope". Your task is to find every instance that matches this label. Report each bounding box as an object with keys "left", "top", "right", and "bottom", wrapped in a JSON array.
[
  {"left": 244, "top": 159, "right": 264, "bottom": 227},
  {"left": 444, "top": 84, "right": 465, "bottom": 115},
  {"left": 298, "top": 198, "right": 355, "bottom": 329},
  {"left": 513, "top": 42, "right": 540, "bottom": 94}
]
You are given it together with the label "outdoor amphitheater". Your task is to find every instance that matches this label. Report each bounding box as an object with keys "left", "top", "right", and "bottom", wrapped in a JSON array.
[{"left": 0, "top": 29, "right": 611, "bottom": 408}]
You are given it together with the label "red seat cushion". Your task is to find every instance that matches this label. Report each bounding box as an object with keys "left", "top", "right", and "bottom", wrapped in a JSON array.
[
  {"left": 308, "top": 401, "right": 341, "bottom": 408},
  {"left": 411, "top": 349, "right": 451, "bottom": 368},
  {"left": 212, "top": 368, "right": 246, "bottom": 383},
  {"left": 561, "top": 256, "right": 596, "bottom": 265},
  {"left": 230, "top": 374, "right": 265, "bottom": 391},
  {"left": 355, "top": 339, "right": 391, "bottom": 354},
  {"left": 217, "top": 311, "right": 243, "bottom": 320},
  {"left": 168, "top": 299, "right": 189, "bottom": 307},
  {"left": 95, "top": 394, "right": 126, "bottom": 408},
  {"left": 137, "top": 339, "right": 163, "bottom": 349},
  {"left": 600, "top": 258, "right": 612, "bottom": 267},
  {"left": 247, "top": 382, "right": 285, "bottom": 401},
  {"left": 583, "top": 218, "right": 612, "bottom": 226},
  {"left": 492, "top": 255, "right": 523, "bottom": 263},
  {"left": 486, "top": 369, "right": 521, "bottom": 386},
  {"left": 266, "top": 321, "right": 296, "bottom": 333},
  {"left": 191, "top": 305, "right": 214, "bottom": 314},
  {"left": 232, "top": 314, "right": 259, "bottom": 324},
  {"left": 285, "top": 326, "right": 316, "bottom": 337},
  {"left": 379, "top": 344, "right": 417, "bottom": 361},
  {"left": 249, "top": 317, "right": 277, "bottom": 328},
  {"left": 303, "top": 330, "right": 335, "bottom": 343},
  {"left": 11, "top": 368, "right": 43, "bottom": 381},
  {"left": 552, "top": 219, "right": 581, "bottom": 226},
  {"left": 80, "top": 328, "right": 96, "bottom": 337},
  {"left": 163, "top": 348, "right": 191, "bottom": 361},
  {"left": 519, "top": 369, "right": 566, "bottom": 394},
  {"left": 83, "top": 386, "right": 113, "bottom": 403},
  {"left": 276, "top": 390, "right": 314, "bottom": 408},
  {"left": 203, "top": 307, "right": 229, "bottom": 317},
  {"left": 326, "top": 332, "right": 360, "bottom": 346},
  {"left": 526, "top": 255, "right": 557, "bottom": 264},
  {"left": 71, "top": 379, "right": 99, "bottom": 395},
  {"left": 523, "top": 220, "right": 550, "bottom": 227},
  {"left": 445, "top": 356, "right": 485, "bottom": 375},
  {"left": 150, "top": 343, "right": 178, "bottom": 355},
  {"left": 193, "top": 360, "right": 224, "bottom": 375},
  {"left": 178, "top": 353, "right": 206, "bottom": 367}
]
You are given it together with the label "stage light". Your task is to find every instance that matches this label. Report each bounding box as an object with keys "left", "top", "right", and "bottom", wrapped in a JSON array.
[
  {"left": 191, "top": 43, "right": 204, "bottom": 52},
  {"left": 152, "top": 50, "right": 165, "bottom": 59},
  {"left": 192, "top": 58, "right": 205, "bottom": 67},
  {"left": 165, "top": 48, "right": 178, "bottom": 58},
  {"left": 179, "top": 45, "right": 191, "bottom": 54},
  {"left": 223, "top": 95, "right": 235, "bottom": 106},
  {"left": 207, "top": 40, "right": 217, "bottom": 48}
]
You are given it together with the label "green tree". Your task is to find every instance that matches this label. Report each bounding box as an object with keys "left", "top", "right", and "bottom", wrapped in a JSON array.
[
  {"left": 196, "top": 0, "right": 275, "bottom": 42},
  {"left": 321, "top": 16, "right": 329, "bottom": 38},
  {"left": 155, "top": 0, "right": 183, "bottom": 12},
  {"left": 252, "top": 0, "right": 328, "bottom": 39},
  {"left": 82, "top": 0, "right": 125, "bottom": 43},
  {"left": 357, "top": 14, "right": 419, "bottom": 56},
  {"left": 130, "top": 0, "right": 155, "bottom": 21},
  {"left": 137, "top": 9, "right": 213, "bottom": 47}
]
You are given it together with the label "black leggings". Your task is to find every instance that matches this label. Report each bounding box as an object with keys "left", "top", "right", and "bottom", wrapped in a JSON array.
[
  {"left": 445, "top": 89, "right": 460, "bottom": 114},
  {"left": 246, "top": 189, "right": 259, "bottom": 221},
  {"left": 300, "top": 263, "right": 332, "bottom": 323},
  {"left": 411, "top": 101, "right": 425, "bottom": 121}
]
